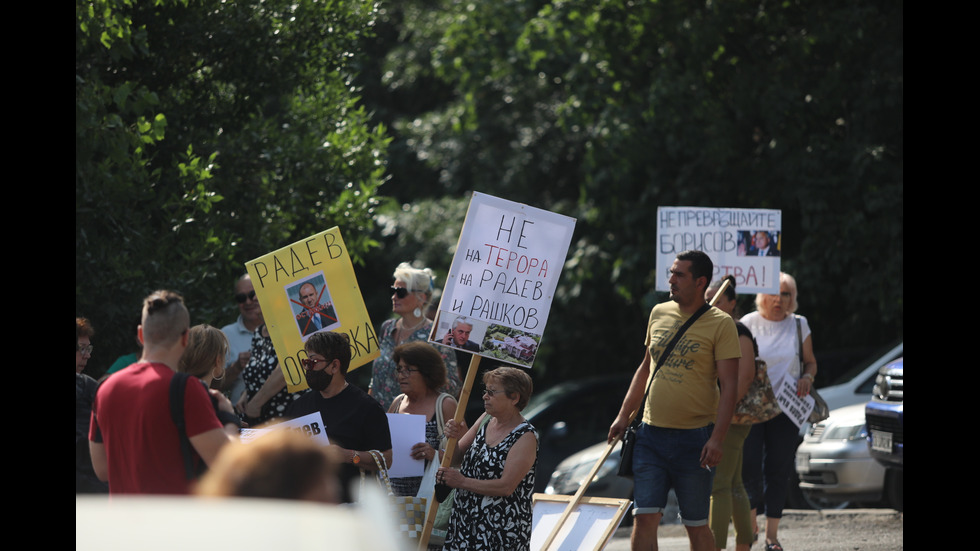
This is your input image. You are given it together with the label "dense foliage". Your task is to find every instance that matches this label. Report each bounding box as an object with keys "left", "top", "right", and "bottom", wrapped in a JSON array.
[
  {"left": 76, "top": 0, "right": 390, "bottom": 369},
  {"left": 357, "top": 0, "right": 903, "bottom": 383}
]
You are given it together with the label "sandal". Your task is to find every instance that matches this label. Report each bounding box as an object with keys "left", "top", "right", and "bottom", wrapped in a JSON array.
[{"left": 765, "top": 541, "right": 784, "bottom": 551}]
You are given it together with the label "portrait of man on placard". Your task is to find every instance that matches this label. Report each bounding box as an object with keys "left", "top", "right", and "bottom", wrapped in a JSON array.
[{"left": 288, "top": 275, "right": 340, "bottom": 338}]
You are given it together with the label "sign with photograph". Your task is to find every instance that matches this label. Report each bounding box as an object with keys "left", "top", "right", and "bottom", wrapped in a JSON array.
[
  {"left": 656, "top": 207, "right": 782, "bottom": 294},
  {"left": 432, "top": 192, "right": 576, "bottom": 368},
  {"left": 246, "top": 227, "right": 379, "bottom": 393}
]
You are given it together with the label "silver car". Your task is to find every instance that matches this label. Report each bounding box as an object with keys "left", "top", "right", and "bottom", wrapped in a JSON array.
[{"left": 795, "top": 404, "right": 889, "bottom": 508}]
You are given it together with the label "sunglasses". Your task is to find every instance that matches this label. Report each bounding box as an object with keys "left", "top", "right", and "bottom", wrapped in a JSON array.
[
  {"left": 235, "top": 290, "right": 257, "bottom": 303},
  {"left": 390, "top": 286, "right": 417, "bottom": 299},
  {"left": 301, "top": 357, "right": 328, "bottom": 370}
]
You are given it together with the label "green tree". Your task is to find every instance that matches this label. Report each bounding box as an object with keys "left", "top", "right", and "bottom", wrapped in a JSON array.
[
  {"left": 361, "top": 0, "right": 902, "bottom": 382},
  {"left": 76, "top": 0, "right": 390, "bottom": 374}
]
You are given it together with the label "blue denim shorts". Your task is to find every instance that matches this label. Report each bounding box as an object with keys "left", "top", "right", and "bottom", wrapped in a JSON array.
[{"left": 632, "top": 422, "right": 715, "bottom": 525}]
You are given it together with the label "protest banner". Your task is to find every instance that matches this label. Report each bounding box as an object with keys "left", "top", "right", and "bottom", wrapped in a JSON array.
[
  {"left": 656, "top": 207, "right": 782, "bottom": 294},
  {"left": 246, "top": 227, "right": 380, "bottom": 393},
  {"left": 430, "top": 192, "right": 576, "bottom": 368}
]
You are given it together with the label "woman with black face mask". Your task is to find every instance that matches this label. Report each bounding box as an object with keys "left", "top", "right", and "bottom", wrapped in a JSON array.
[{"left": 285, "top": 331, "right": 392, "bottom": 503}]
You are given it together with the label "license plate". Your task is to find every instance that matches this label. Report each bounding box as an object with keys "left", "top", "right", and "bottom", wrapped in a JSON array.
[
  {"left": 796, "top": 452, "right": 810, "bottom": 473},
  {"left": 871, "top": 430, "right": 893, "bottom": 453}
]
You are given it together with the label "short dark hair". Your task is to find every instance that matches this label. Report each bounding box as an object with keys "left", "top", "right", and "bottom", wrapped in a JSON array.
[
  {"left": 676, "top": 250, "right": 713, "bottom": 290},
  {"left": 708, "top": 274, "right": 737, "bottom": 302},
  {"left": 392, "top": 341, "right": 447, "bottom": 391},
  {"left": 305, "top": 331, "right": 352, "bottom": 374}
]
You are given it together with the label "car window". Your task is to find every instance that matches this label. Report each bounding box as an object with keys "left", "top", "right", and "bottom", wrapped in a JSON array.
[{"left": 830, "top": 340, "right": 903, "bottom": 385}]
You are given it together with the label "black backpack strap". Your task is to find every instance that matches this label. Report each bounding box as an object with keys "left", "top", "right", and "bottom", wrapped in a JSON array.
[{"left": 169, "top": 372, "right": 196, "bottom": 480}]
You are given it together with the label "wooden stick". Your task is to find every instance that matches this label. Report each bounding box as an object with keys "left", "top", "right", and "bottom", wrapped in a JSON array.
[
  {"left": 418, "top": 354, "right": 482, "bottom": 550},
  {"left": 539, "top": 279, "right": 729, "bottom": 550}
]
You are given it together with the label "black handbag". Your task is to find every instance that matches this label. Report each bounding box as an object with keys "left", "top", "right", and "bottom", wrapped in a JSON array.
[{"left": 619, "top": 303, "right": 710, "bottom": 479}]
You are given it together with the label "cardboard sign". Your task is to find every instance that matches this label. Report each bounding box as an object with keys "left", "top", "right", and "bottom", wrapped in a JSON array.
[
  {"left": 239, "top": 412, "right": 331, "bottom": 446},
  {"left": 432, "top": 192, "right": 576, "bottom": 368},
  {"left": 773, "top": 375, "right": 816, "bottom": 429},
  {"left": 246, "top": 227, "right": 380, "bottom": 393},
  {"left": 656, "top": 207, "right": 782, "bottom": 294}
]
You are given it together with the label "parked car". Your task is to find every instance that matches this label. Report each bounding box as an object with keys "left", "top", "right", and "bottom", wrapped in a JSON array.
[
  {"left": 817, "top": 340, "right": 903, "bottom": 411},
  {"left": 520, "top": 374, "right": 632, "bottom": 492},
  {"left": 795, "top": 404, "right": 891, "bottom": 509},
  {"left": 865, "top": 358, "right": 904, "bottom": 470}
]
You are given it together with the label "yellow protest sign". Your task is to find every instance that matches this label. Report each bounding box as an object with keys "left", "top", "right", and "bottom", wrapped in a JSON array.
[{"left": 245, "top": 227, "right": 380, "bottom": 393}]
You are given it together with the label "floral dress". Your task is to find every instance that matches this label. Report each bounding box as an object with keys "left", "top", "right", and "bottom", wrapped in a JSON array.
[
  {"left": 241, "top": 324, "right": 306, "bottom": 425},
  {"left": 444, "top": 420, "right": 538, "bottom": 551},
  {"left": 369, "top": 318, "right": 461, "bottom": 411}
]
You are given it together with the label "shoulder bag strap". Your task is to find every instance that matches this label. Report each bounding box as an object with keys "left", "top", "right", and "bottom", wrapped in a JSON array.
[
  {"left": 169, "top": 372, "right": 196, "bottom": 480},
  {"left": 635, "top": 302, "right": 712, "bottom": 421},
  {"left": 795, "top": 315, "right": 804, "bottom": 378},
  {"left": 435, "top": 393, "right": 449, "bottom": 439}
]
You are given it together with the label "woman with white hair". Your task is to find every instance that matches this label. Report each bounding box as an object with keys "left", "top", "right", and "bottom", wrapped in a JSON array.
[
  {"left": 739, "top": 272, "right": 818, "bottom": 551},
  {"left": 368, "top": 262, "right": 461, "bottom": 411}
]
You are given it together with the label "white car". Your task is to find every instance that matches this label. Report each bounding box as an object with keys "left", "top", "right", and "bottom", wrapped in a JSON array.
[
  {"left": 818, "top": 341, "right": 903, "bottom": 411},
  {"left": 795, "top": 404, "right": 894, "bottom": 509}
]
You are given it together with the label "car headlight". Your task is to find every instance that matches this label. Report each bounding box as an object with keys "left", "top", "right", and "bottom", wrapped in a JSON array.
[{"left": 823, "top": 423, "right": 868, "bottom": 441}]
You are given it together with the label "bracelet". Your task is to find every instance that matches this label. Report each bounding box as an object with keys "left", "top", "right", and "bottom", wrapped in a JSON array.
[{"left": 801, "top": 373, "right": 814, "bottom": 381}]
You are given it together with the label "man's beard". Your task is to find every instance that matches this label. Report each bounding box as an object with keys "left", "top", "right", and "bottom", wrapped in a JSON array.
[{"left": 305, "top": 369, "right": 333, "bottom": 391}]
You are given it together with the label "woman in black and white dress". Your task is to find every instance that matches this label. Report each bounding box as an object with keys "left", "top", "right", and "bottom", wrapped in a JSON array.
[{"left": 439, "top": 367, "right": 537, "bottom": 551}]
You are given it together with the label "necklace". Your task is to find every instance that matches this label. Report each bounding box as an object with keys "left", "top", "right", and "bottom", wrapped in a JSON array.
[{"left": 396, "top": 317, "right": 426, "bottom": 342}]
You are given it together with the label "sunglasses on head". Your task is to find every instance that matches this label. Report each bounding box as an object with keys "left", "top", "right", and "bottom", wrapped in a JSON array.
[
  {"left": 390, "top": 286, "right": 415, "bottom": 299},
  {"left": 235, "top": 290, "right": 257, "bottom": 303}
]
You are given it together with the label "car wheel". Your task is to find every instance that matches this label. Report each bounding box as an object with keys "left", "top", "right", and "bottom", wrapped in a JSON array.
[{"left": 883, "top": 468, "right": 903, "bottom": 511}]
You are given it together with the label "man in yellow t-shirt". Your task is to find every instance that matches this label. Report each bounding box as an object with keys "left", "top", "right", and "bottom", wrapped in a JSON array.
[{"left": 609, "top": 250, "right": 740, "bottom": 551}]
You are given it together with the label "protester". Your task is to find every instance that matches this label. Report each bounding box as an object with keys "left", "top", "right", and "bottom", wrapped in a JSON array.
[
  {"left": 706, "top": 276, "right": 758, "bottom": 551},
  {"left": 195, "top": 429, "right": 342, "bottom": 503},
  {"left": 369, "top": 262, "right": 461, "bottom": 411},
  {"left": 178, "top": 324, "right": 243, "bottom": 436},
  {"left": 76, "top": 317, "right": 108, "bottom": 493},
  {"left": 740, "top": 272, "right": 817, "bottom": 551},
  {"left": 218, "top": 274, "right": 263, "bottom": 404},
  {"left": 439, "top": 367, "right": 538, "bottom": 551},
  {"left": 286, "top": 331, "right": 392, "bottom": 503},
  {"left": 607, "top": 250, "right": 740, "bottom": 551},
  {"left": 236, "top": 322, "right": 305, "bottom": 426},
  {"left": 386, "top": 341, "right": 458, "bottom": 496},
  {"left": 89, "top": 290, "right": 231, "bottom": 494}
]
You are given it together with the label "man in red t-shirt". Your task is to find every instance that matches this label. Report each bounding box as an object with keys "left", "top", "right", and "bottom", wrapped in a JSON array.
[{"left": 89, "top": 290, "right": 231, "bottom": 494}]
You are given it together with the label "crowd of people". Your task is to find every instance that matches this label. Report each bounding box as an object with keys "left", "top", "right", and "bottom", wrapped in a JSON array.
[{"left": 77, "top": 252, "right": 816, "bottom": 551}]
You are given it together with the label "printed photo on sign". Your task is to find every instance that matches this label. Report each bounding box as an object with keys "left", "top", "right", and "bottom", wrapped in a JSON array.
[
  {"left": 737, "top": 230, "right": 781, "bottom": 257},
  {"left": 288, "top": 273, "right": 341, "bottom": 339},
  {"left": 480, "top": 324, "right": 542, "bottom": 368},
  {"left": 433, "top": 314, "right": 487, "bottom": 356}
]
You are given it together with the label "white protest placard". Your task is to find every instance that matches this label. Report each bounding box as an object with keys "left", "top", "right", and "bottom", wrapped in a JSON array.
[
  {"left": 385, "top": 413, "right": 426, "bottom": 478},
  {"left": 239, "top": 412, "right": 331, "bottom": 446},
  {"left": 432, "top": 192, "right": 576, "bottom": 368},
  {"left": 656, "top": 207, "right": 782, "bottom": 294},
  {"left": 773, "top": 376, "right": 816, "bottom": 429}
]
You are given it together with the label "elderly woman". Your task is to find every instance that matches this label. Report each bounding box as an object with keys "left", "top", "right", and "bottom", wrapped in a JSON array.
[
  {"left": 179, "top": 324, "right": 242, "bottom": 436},
  {"left": 369, "top": 262, "right": 461, "bottom": 411},
  {"left": 740, "top": 273, "right": 817, "bottom": 551},
  {"left": 439, "top": 367, "right": 537, "bottom": 551},
  {"left": 706, "top": 277, "right": 757, "bottom": 551},
  {"left": 387, "top": 341, "right": 459, "bottom": 497}
]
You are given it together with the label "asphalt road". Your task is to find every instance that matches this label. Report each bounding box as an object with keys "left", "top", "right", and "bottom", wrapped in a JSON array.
[{"left": 603, "top": 509, "right": 903, "bottom": 551}]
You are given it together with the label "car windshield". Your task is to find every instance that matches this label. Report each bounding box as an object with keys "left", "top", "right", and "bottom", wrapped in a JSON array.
[
  {"left": 522, "top": 383, "right": 571, "bottom": 419},
  {"left": 829, "top": 339, "right": 903, "bottom": 385}
]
